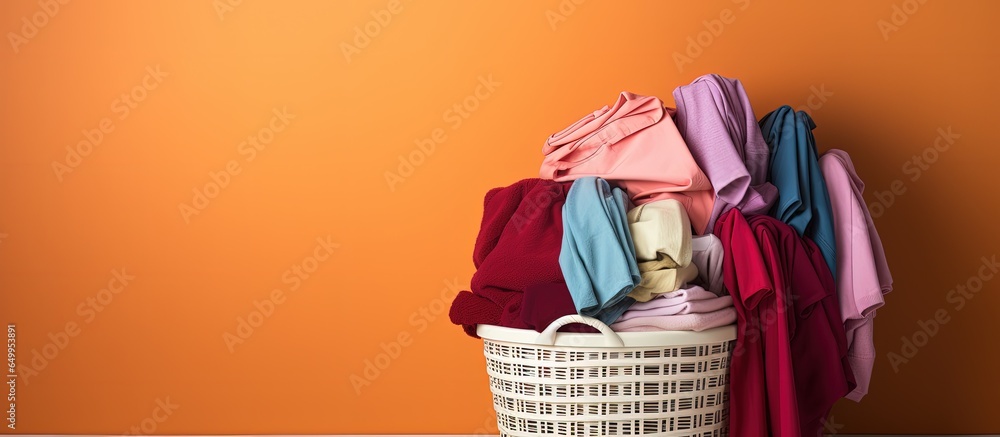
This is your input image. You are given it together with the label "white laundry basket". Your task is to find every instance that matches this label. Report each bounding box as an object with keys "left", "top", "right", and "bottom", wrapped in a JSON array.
[{"left": 477, "top": 315, "right": 736, "bottom": 437}]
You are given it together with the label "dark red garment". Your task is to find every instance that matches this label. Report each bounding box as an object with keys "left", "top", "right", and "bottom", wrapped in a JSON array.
[
  {"left": 449, "top": 179, "right": 571, "bottom": 337},
  {"left": 519, "top": 282, "right": 599, "bottom": 333},
  {"left": 717, "top": 209, "right": 856, "bottom": 437},
  {"left": 747, "top": 215, "right": 856, "bottom": 436},
  {"left": 715, "top": 209, "right": 797, "bottom": 437}
]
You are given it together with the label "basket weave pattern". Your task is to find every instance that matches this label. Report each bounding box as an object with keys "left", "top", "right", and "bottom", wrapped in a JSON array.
[{"left": 483, "top": 336, "right": 734, "bottom": 436}]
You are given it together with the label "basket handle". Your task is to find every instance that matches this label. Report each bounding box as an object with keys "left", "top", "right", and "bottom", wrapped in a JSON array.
[{"left": 535, "top": 315, "right": 625, "bottom": 347}]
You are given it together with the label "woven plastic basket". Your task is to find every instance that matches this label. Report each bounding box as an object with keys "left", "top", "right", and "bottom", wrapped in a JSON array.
[{"left": 477, "top": 315, "right": 736, "bottom": 437}]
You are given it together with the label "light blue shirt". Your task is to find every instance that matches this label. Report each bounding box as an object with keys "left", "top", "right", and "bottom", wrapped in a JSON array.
[{"left": 560, "top": 177, "right": 641, "bottom": 325}]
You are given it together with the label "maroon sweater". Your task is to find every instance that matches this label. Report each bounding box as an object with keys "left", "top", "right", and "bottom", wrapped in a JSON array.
[
  {"left": 519, "top": 282, "right": 599, "bottom": 334},
  {"left": 449, "top": 179, "right": 571, "bottom": 337}
]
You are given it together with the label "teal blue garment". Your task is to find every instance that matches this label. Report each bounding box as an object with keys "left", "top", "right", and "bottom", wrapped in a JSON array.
[
  {"left": 759, "top": 106, "right": 837, "bottom": 278},
  {"left": 560, "top": 177, "right": 641, "bottom": 325}
]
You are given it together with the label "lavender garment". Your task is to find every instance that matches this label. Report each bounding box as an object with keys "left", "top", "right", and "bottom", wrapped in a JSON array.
[
  {"left": 611, "top": 307, "right": 737, "bottom": 332},
  {"left": 616, "top": 286, "right": 734, "bottom": 321},
  {"left": 691, "top": 234, "right": 726, "bottom": 296},
  {"left": 672, "top": 74, "right": 778, "bottom": 234}
]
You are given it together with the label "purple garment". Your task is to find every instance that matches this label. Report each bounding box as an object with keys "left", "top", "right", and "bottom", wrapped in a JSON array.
[
  {"left": 616, "top": 286, "right": 733, "bottom": 320},
  {"left": 692, "top": 234, "right": 726, "bottom": 295},
  {"left": 611, "top": 308, "right": 737, "bottom": 332},
  {"left": 819, "top": 149, "right": 893, "bottom": 401},
  {"left": 672, "top": 74, "right": 778, "bottom": 234}
]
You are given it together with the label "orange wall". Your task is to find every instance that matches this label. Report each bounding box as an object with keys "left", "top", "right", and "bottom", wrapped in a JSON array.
[{"left": 1, "top": 0, "right": 998, "bottom": 434}]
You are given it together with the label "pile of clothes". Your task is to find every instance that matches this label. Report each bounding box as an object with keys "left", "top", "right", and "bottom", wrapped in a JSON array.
[{"left": 449, "top": 74, "right": 893, "bottom": 436}]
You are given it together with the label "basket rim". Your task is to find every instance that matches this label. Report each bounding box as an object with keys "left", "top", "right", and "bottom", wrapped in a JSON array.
[{"left": 476, "top": 323, "right": 736, "bottom": 348}]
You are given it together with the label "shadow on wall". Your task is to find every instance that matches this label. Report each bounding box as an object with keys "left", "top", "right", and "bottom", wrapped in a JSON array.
[{"left": 811, "top": 85, "right": 993, "bottom": 433}]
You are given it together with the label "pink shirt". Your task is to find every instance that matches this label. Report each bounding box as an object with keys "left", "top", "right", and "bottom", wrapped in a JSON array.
[
  {"left": 539, "top": 92, "right": 714, "bottom": 234},
  {"left": 819, "top": 150, "right": 893, "bottom": 401}
]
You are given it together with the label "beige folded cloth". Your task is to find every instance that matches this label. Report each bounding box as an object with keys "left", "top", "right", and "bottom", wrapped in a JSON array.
[{"left": 627, "top": 200, "right": 698, "bottom": 302}]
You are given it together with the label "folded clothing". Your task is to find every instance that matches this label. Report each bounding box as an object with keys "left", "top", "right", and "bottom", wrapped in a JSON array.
[
  {"left": 627, "top": 199, "right": 692, "bottom": 265},
  {"left": 520, "top": 282, "right": 599, "bottom": 333},
  {"left": 449, "top": 179, "right": 571, "bottom": 337},
  {"left": 610, "top": 307, "right": 737, "bottom": 332},
  {"left": 629, "top": 261, "right": 699, "bottom": 302},
  {"left": 560, "top": 177, "right": 640, "bottom": 325},
  {"left": 539, "top": 91, "right": 714, "bottom": 234},
  {"left": 691, "top": 234, "right": 726, "bottom": 296},
  {"left": 626, "top": 199, "right": 697, "bottom": 302},
  {"left": 617, "top": 285, "right": 734, "bottom": 321},
  {"left": 672, "top": 74, "right": 778, "bottom": 234}
]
